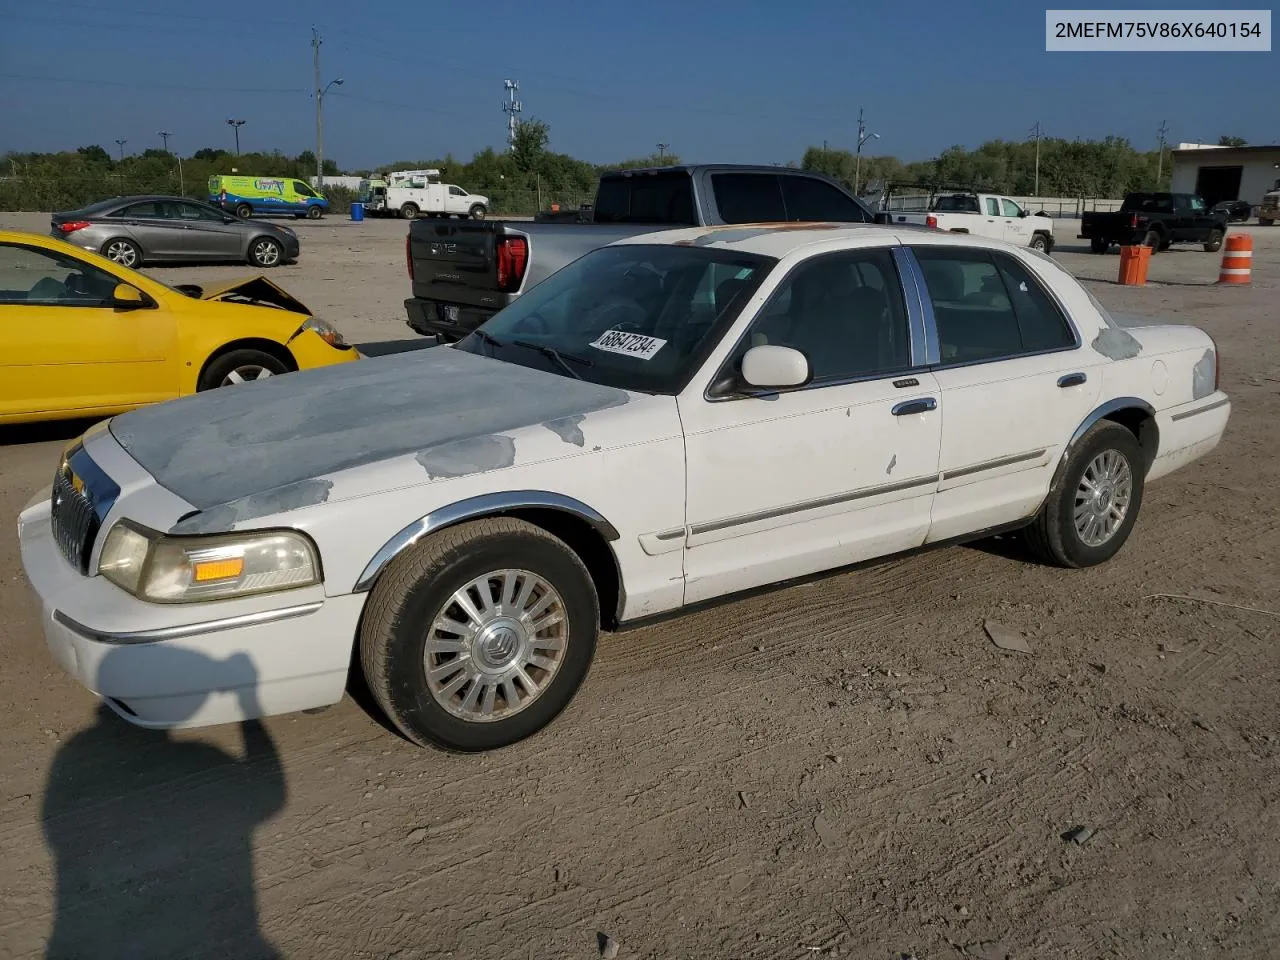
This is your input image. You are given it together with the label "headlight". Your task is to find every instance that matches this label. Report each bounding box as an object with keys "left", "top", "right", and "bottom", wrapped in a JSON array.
[
  {"left": 99, "top": 521, "right": 321, "bottom": 603},
  {"left": 292, "top": 316, "right": 346, "bottom": 348}
]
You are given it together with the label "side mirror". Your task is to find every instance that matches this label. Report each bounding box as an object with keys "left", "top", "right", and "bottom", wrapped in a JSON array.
[
  {"left": 741, "top": 345, "right": 810, "bottom": 390},
  {"left": 112, "top": 283, "right": 147, "bottom": 309},
  {"left": 1019, "top": 209, "right": 1028, "bottom": 218}
]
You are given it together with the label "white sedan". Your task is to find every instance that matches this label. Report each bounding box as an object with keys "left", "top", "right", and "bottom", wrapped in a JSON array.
[{"left": 18, "top": 225, "right": 1231, "bottom": 752}]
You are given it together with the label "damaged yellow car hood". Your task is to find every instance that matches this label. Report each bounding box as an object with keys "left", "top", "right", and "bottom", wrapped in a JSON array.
[{"left": 194, "top": 276, "right": 312, "bottom": 316}]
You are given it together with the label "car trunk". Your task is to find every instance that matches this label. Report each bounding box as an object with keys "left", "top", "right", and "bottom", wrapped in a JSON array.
[{"left": 408, "top": 220, "right": 502, "bottom": 306}]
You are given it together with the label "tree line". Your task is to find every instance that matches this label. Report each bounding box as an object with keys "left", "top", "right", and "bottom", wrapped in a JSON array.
[{"left": 3, "top": 123, "right": 1247, "bottom": 215}]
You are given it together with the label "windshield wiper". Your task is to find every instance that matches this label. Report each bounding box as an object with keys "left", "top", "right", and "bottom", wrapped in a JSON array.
[{"left": 512, "top": 340, "right": 593, "bottom": 380}]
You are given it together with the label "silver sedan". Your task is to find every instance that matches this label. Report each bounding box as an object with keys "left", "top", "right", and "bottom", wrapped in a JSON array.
[{"left": 50, "top": 195, "right": 302, "bottom": 268}]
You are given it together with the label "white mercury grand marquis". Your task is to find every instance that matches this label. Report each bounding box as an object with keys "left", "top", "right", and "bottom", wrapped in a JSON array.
[{"left": 18, "top": 225, "right": 1231, "bottom": 752}]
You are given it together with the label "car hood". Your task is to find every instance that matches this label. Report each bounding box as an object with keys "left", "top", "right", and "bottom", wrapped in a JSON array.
[
  {"left": 194, "top": 275, "right": 311, "bottom": 315},
  {"left": 108, "top": 346, "right": 639, "bottom": 519}
]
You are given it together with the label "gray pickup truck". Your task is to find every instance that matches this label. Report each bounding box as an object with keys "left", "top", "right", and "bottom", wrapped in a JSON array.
[{"left": 404, "top": 164, "right": 879, "bottom": 341}]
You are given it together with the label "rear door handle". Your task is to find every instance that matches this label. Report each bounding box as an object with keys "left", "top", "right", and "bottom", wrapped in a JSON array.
[
  {"left": 1057, "top": 372, "right": 1087, "bottom": 388},
  {"left": 892, "top": 397, "right": 938, "bottom": 416}
]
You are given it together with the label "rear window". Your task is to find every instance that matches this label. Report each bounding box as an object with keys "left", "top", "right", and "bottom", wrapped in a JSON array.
[
  {"left": 1123, "top": 194, "right": 1173, "bottom": 213},
  {"left": 594, "top": 172, "right": 697, "bottom": 225},
  {"left": 712, "top": 173, "right": 786, "bottom": 222}
]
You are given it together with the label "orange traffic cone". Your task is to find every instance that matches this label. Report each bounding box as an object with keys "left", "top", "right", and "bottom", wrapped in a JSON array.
[{"left": 1217, "top": 234, "right": 1252, "bottom": 285}]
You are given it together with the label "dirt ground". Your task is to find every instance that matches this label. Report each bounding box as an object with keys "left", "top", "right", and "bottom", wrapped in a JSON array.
[{"left": 0, "top": 213, "right": 1277, "bottom": 960}]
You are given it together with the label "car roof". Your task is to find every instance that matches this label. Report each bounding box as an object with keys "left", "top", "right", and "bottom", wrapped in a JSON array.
[{"left": 612, "top": 222, "right": 1027, "bottom": 259}]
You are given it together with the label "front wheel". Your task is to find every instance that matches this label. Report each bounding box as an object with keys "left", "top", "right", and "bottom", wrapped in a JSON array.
[
  {"left": 198, "top": 348, "right": 289, "bottom": 390},
  {"left": 1030, "top": 232, "right": 1050, "bottom": 252},
  {"left": 469, "top": 204, "right": 487, "bottom": 220},
  {"left": 1090, "top": 237, "right": 1109, "bottom": 254},
  {"left": 1203, "top": 229, "right": 1224, "bottom": 253},
  {"left": 358, "top": 517, "right": 600, "bottom": 752},
  {"left": 248, "top": 236, "right": 283, "bottom": 267},
  {"left": 1022, "top": 421, "right": 1145, "bottom": 568},
  {"left": 307, "top": 205, "right": 323, "bottom": 219}
]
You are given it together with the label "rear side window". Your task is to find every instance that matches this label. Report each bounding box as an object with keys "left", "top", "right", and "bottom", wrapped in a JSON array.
[
  {"left": 712, "top": 173, "right": 786, "bottom": 222},
  {"left": 594, "top": 173, "right": 696, "bottom": 225},
  {"left": 913, "top": 247, "right": 1074, "bottom": 364},
  {"left": 778, "top": 176, "right": 870, "bottom": 222},
  {"left": 990, "top": 252, "right": 1075, "bottom": 351}
]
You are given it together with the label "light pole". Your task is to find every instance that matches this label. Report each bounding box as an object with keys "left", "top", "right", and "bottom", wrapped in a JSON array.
[
  {"left": 227, "top": 119, "right": 246, "bottom": 155},
  {"left": 316, "top": 77, "right": 344, "bottom": 187},
  {"left": 158, "top": 130, "right": 184, "bottom": 195},
  {"left": 114, "top": 138, "right": 128, "bottom": 161},
  {"left": 853, "top": 108, "right": 880, "bottom": 195},
  {"left": 657, "top": 142, "right": 668, "bottom": 160}
]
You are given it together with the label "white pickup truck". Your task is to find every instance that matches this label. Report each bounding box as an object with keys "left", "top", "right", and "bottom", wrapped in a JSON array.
[
  {"left": 887, "top": 192, "right": 1055, "bottom": 252},
  {"left": 359, "top": 169, "right": 489, "bottom": 221}
]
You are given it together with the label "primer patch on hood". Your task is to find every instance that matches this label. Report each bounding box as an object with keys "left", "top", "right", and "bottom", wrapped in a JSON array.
[
  {"left": 415, "top": 435, "right": 516, "bottom": 479},
  {"left": 543, "top": 415, "right": 586, "bottom": 447},
  {"left": 171, "top": 478, "right": 333, "bottom": 534},
  {"left": 110, "top": 347, "right": 630, "bottom": 510}
]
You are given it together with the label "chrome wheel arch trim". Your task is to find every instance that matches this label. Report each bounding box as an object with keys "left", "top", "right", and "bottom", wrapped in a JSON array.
[
  {"left": 1065, "top": 397, "right": 1159, "bottom": 469},
  {"left": 352, "top": 490, "right": 621, "bottom": 594}
]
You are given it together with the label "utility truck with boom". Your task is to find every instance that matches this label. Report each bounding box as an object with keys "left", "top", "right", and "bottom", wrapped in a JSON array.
[{"left": 359, "top": 170, "right": 489, "bottom": 221}]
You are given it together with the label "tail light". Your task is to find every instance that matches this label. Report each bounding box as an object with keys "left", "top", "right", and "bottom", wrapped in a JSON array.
[
  {"left": 57, "top": 221, "right": 91, "bottom": 234},
  {"left": 1129, "top": 213, "right": 1138, "bottom": 229},
  {"left": 925, "top": 215, "right": 938, "bottom": 229},
  {"left": 495, "top": 235, "right": 529, "bottom": 292},
  {"left": 405, "top": 234, "right": 414, "bottom": 280}
]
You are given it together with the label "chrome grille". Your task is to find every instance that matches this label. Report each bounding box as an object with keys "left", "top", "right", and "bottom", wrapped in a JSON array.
[
  {"left": 51, "top": 465, "right": 100, "bottom": 573},
  {"left": 49, "top": 442, "right": 119, "bottom": 575}
]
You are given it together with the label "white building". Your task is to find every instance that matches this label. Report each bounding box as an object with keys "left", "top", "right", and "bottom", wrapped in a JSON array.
[{"left": 1170, "top": 144, "right": 1280, "bottom": 207}]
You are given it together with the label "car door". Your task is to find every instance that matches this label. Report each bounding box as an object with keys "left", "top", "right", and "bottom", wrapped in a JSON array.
[
  {"left": 176, "top": 201, "right": 243, "bottom": 260},
  {"left": 112, "top": 201, "right": 181, "bottom": 258},
  {"left": 677, "top": 246, "right": 942, "bottom": 604},
  {"left": 0, "top": 241, "right": 180, "bottom": 418},
  {"left": 1000, "top": 198, "right": 1033, "bottom": 246},
  {"left": 907, "top": 243, "right": 1102, "bottom": 542}
]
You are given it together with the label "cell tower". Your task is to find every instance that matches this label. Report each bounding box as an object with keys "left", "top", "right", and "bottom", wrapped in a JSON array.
[{"left": 502, "top": 79, "right": 522, "bottom": 151}]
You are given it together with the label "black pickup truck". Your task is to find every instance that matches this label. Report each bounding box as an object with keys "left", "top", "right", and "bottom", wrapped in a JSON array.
[
  {"left": 1079, "top": 192, "right": 1228, "bottom": 254},
  {"left": 404, "top": 164, "right": 880, "bottom": 341}
]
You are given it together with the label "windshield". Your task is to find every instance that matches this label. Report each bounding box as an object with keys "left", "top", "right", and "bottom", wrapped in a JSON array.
[{"left": 455, "top": 243, "right": 775, "bottom": 394}]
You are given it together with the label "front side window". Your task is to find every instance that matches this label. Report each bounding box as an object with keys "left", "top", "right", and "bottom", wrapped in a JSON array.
[
  {"left": 913, "top": 247, "right": 1074, "bottom": 364},
  {"left": 456, "top": 244, "right": 774, "bottom": 394},
  {"left": 712, "top": 173, "right": 786, "bottom": 222},
  {"left": 724, "top": 248, "right": 912, "bottom": 383},
  {"left": 293, "top": 181, "right": 317, "bottom": 197},
  {"left": 0, "top": 244, "right": 122, "bottom": 306},
  {"left": 449, "top": 186, "right": 466, "bottom": 197},
  {"left": 1001, "top": 198, "right": 1022, "bottom": 217}
]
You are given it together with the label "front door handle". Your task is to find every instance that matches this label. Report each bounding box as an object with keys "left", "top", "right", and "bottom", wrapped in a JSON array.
[
  {"left": 1057, "top": 372, "right": 1087, "bottom": 388},
  {"left": 892, "top": 397, "right": 938, "bottom": 416}
]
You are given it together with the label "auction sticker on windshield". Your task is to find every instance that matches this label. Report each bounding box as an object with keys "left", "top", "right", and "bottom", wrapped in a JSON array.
[{"left": 589, "top": 329, "right": 668, "bottom": 360}]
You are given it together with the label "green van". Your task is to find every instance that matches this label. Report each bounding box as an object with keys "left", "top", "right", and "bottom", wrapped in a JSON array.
[{"left": 208, "top": 175, "right": 330, "bottom": 219}]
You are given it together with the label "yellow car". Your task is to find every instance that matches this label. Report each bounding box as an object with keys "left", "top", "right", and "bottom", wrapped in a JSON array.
[{"left": 0, "top": 230, "right": 359, "bottom": 424}]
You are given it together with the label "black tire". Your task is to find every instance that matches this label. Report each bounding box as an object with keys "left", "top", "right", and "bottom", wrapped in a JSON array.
[
  {"left": 1030, "top": 232, "right": 1050, "bottom": 252},
  {"left": 1090, "top": 237, "right": 1109, "bottom": 254},
  {"left": 234, "top": 203, "right": 253, "bottom": 220},
  {"left": 469, "top": 204, "right": 486, "bottom": 221},
  {"left": 400, "top": 202, "right": 419, "bottom": 220},
  {"left": 307, "top": 205, "right": 323, "bottom": 219},
  {"left": 197, "top": 348, "right": 289, "bottom": 391},
  {"left": 101, "top": 238, "right": 142, "bottom": 268},
  {"left": 1143, "top": 230, "right": 1162, "bottom": 252},
  {"left": 248, "top": 236, "right": 283, "bottom": 268},
  {"left": 1260, "top": 218, "right": 1274, "bottom": 227},
  {"left": 1203, "top": 229, "right": 1224, "bottom": 253},
  {"left": 358, "top": 517, "right": 600, "bottom": 752},
  {"left": 1022, "top": 421, "right": 1146, "bottom": 569}
]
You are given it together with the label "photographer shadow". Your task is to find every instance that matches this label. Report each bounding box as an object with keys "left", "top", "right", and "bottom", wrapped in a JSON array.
[{"left": 41, "top": 648, "right": 286, "bottom": 960}]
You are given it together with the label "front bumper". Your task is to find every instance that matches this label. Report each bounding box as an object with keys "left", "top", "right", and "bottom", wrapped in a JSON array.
[{"left": 18, "top": 497, "right": 363, "bottom": 729}]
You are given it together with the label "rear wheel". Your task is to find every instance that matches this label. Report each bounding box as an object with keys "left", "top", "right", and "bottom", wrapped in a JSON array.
[
  {"left": 1143, "top": 230, "right": 1162, "bottom": 252},
  {"left": 1022, "top": 421, "right": 1145, "bottom": 568},
  {"left": 359, "top": 517, "right": 600, "bottom": 752},
  {"left": 234, "top": 203, "right": 253, "bottom": 220},
  {"left": 198, "top": 348, "right": 289, "bottom": 391},
  {"left": 248, "top": 236, "right": 282, "bottom": 267},
  {"left": 400, "top": 203, "right": 419, "bottom": 220},
  {"left": 1090, "top": 237, "right": 1109, "bottom": 254},
  {"left": 102, "top": 238, "right": 141, "bottom": 268},
  {"left": 1203, "top": 229, "right": 1224, "bottom": 253}
]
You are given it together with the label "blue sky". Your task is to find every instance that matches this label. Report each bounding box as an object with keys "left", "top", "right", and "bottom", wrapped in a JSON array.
[{"left": 1, "top": 0, "right": 1274, "bottom": 168}]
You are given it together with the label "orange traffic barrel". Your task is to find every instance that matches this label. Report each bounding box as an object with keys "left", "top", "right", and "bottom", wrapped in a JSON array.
[
  {"left": 1217, "top": 233, "right": 1252, "bottom": 284},
  {"left": 1118, "top": 244, "right": 1151, "bottom": 285}
]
